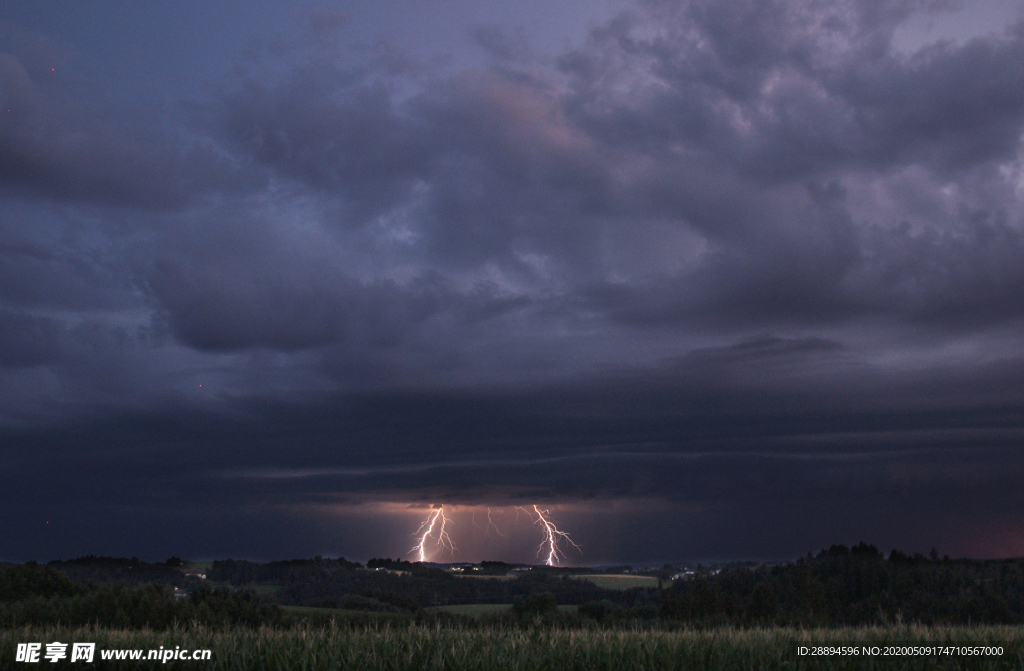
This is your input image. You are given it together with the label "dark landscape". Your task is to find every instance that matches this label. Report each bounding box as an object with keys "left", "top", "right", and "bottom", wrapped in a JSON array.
[{"left": 3, "top": 546, "right": 1024, "bottom": 668}]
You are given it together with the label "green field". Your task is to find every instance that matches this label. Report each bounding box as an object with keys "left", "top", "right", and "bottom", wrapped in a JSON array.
[
  {"left": 453, "top": 573, "right": 517, "bottom": 580},
  {"left": 181, "top": 561, "right": 214, "bottom": 573},
  {"left": 576, "top": 574, "right": 662, "bottom": 590},
  {"left": 426, "top": 603, "right": 510, "bottom": 617},
  {"left": 425, "top": 604, "right": 579, "bottom": 617},
  {"left": 280, "top": 606, "right": 411, "bottom": 626},
  {"left": 3, "top": 625, "right": 1022, "bottom": 670},
  {"left": 280, "top": 605, "right": 384, "bottom": 617}
]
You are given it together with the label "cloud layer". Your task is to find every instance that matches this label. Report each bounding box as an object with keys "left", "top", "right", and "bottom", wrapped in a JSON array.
[{"left": 2, "top": 0, "right": 1024, "bottom": 561}]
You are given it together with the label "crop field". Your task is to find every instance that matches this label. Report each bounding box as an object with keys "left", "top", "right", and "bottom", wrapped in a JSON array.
[
  {"left": 425, "top": 604, "right": 579, "bottom": 617},
  {"left": 3, "top": 625, "right": 1023, "bottom": 670},
  {"left": 450, "top": 572, "right": 660, "bottom": 589},
  {"left": 453, "top": 573, "right": 517, "bottom": 580},
  {"left": 280, "top": 606, "right": 412, "bottom": 627},
  {"left": 425, "top": 603, "right": 511, "bottom": 617},
  {"left": 575, "top": 574, "right": 662, "bottom": 590}
]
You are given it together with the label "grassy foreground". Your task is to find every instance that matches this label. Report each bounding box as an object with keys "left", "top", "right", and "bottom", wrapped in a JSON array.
[{"left": 2, "top": 625, "right": 1023, "bottom": 670}]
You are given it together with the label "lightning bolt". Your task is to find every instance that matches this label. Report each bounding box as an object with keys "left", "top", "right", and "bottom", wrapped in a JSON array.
[
  {"left": 410, "top": 505, "right": 455, "bottom": 562},
  {"left": 530, "top": 505, "right": 581, "bottom": 566},
  {"left": 486, "top": 507, "right": 506, "bottom": 538},
  {"left": 514, "top": 505, "right": 530, "bottom": 524}
]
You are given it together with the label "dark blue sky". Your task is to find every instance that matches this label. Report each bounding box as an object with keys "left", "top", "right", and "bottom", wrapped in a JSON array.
[{"left": 2, "top": 0, "right": 1024, "bottom": 565}]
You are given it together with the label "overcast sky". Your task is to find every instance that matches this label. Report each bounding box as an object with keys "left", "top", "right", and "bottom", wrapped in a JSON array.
[{"left": 2, "top": 0, "right": 1024, "bottom": 565}]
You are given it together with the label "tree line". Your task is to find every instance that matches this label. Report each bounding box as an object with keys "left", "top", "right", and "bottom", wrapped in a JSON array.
[
  {"left": 659, "top": 543, "right": 1024, "bottom": 626},
  {"left": 5, "top": 544, "right": 1024, "bottom": 629},
  {"left": 0, "top": 563, "right": 277, "bottom": 628}
]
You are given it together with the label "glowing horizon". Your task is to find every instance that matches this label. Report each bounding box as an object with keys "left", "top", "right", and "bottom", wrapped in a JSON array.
[{"left": 389, "top": 503, "right": 585, "bottom": 564}]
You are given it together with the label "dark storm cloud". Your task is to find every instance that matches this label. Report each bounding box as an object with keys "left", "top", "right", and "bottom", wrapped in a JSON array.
[
  {"left": 0, "top": 26, "right": 260, "bottom": 209},
  {"left": 185, "top": 0, "right": 1024, "bottom": 347},
  {"left": 0, "top": 308, "right": 62, "bottom": 367},
  {"left": 585, "top": 202, "right": 1024, "bottom": 329},
  {"left": 145, "top": 209, "right": 441, "bottom": 351},
  {"left": 473, "top": 26, "right": 533, "bottom": 64},
  {"left": 558, "top": 0, "right": 1024, "bottom": 176},
  {"left": 3, "top": 351, "right": 1024, "bottom": 559},
  {"left": 217, "top": 67, "right": 432, "bottom": 224},
  {"left": 546, "top": 0, "right": 1024, "bottom": 329},
  {"left": 3, "top": 0, "right": 1024, "bottom": 561}
]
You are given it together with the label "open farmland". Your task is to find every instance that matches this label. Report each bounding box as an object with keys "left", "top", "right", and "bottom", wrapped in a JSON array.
[
  {"left": 424, "top": 604, "right": 580, "bottom": 617},
  {"left": 3, "top": 625, "right": 1022, "bottom": 670},
  {"left": 576, "top": 574, "right": 663, "bottom": 590},
  {"left": 453, "top": 573, "right": 517, "bottom": 581}
]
